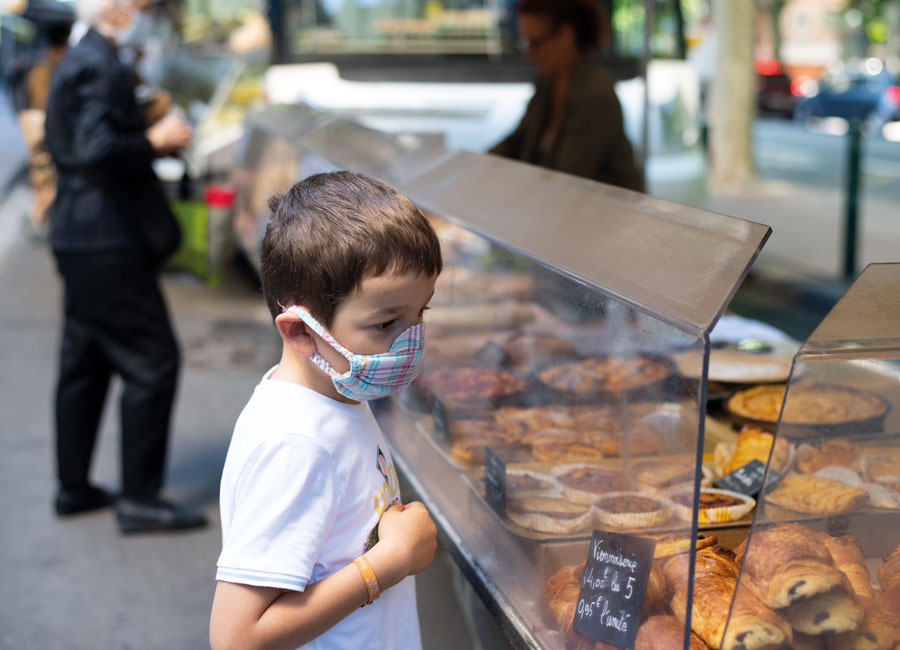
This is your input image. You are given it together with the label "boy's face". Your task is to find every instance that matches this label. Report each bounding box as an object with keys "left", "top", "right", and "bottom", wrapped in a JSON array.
[{"left": 311, "top": 270, "right": 437, "bottom": 374}]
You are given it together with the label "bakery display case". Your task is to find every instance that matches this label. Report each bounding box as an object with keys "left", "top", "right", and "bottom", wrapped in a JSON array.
[
  {"left": 717, "top": 263, "right": 900, "bottom": 650},
  {"left": 233, "top": 109, "right": 775, "bottom": 649}
]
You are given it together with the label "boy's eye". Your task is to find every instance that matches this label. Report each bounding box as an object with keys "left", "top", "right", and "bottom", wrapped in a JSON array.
[
  {"left": 418, "top": 305, "right": 431, "bottom": 317},
  {"left": 375, "top": 319, "right": 397, "bottom": 331}
]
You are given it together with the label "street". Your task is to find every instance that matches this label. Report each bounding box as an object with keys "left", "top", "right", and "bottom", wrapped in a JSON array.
[{"left": 754, "top": 117, "right": 900, "bottom": 200}]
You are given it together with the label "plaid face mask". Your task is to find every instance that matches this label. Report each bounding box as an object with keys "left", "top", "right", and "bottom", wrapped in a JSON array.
[{"left": 284, "top": 305, "right": 426, "bottom": 402}]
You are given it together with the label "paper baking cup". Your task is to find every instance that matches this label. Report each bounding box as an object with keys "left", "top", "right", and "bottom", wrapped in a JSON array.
[
  {"left": 668, "top": 487, "right": 756, "bottom": 524},
  {"left": 505, "top": 468, "right": 559, "bottom": 496},
  {"left": 591, "top": 491, "right": 674, "bottom": 530}
]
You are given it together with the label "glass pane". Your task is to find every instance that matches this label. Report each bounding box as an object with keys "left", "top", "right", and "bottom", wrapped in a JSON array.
[{"left": 724, "top": 264, "right": 900, "bottom": 650}]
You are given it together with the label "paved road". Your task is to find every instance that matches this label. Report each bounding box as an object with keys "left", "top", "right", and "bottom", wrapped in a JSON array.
[{"left": 754, "top": 117, "right": 900, "bottom": 199}]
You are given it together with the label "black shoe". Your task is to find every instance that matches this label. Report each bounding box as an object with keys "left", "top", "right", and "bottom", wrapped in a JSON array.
[
  {"left": 116, "top": 496, "right": 208, "bottom": 534},
  {"left": 55, "top": 484, "right": 116, "bottom": 516}
]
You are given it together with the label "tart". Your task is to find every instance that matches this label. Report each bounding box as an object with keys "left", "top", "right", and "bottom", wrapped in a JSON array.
[
  {"left": 629, "top": 459, "right": 695, "bottom": 494},
  {"left": 506, "top": 495, "right": 593, "bottom": 534},
  {"left": 592, "top": 491, "right": 673, "bottom": 530},
  {"left": 537, "top": 355, "right": 671, "bottom": 396},
  {"left": 764, "top": 473, "right": 869, "bottom": 515},
  {"left": 505, "top": 468, "right": 557, "bottom": 495},
  {"left": 726, "top": 383, "right": 889, "bottom": 431},
  {"left": 551, "top": 463, "right": 626, "bottom": 504},
  {"left": 668, "top": 487, "right": 756, "bottom": 524}
]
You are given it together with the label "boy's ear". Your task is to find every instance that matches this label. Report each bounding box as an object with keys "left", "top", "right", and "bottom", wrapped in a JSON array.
[{"left": 275, "top": 311, "right": 317, "bottom": 356}]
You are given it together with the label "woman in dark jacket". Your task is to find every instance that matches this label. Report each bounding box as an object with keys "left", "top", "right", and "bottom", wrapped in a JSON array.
[{"left": 491, "top": 0, "right": 644, "bottom": 192}]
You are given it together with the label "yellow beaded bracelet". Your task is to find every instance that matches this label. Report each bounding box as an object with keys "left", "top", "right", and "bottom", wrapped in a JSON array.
[{"left": 353, "top": 555, "right": 380, "bottom": 604}]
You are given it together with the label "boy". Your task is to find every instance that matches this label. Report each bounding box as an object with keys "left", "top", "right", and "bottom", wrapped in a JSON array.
[{"left": 210, "top": 172, "right": 442, "bottom": 650}]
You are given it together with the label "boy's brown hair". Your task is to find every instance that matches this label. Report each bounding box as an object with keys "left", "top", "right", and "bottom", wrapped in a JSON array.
[{"left": 260, "top": 171, "right": 443, "bottom": 326}]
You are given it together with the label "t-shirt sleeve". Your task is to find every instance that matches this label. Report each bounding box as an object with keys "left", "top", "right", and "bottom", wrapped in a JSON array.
[{"left": 216, "top": 435, "right": 341, "bottom": 592}]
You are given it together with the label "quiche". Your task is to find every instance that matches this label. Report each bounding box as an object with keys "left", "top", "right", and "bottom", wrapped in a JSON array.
[
  {"left": 668, "top": 487, "right": 756, "bottom": 524},
  {"left": 629, "top": 459, "right": 695, "bottom": 493},
  {"left": 727, "top": 383, "right": 888, "bottom": 428},
  {"left": 415, "top": 366, "right": 529, "bottom": 402}
]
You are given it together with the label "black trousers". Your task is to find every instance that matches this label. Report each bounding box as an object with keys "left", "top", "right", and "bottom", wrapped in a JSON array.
[{"left": 54, "top": 251, "right": 179, "bottom": 499}]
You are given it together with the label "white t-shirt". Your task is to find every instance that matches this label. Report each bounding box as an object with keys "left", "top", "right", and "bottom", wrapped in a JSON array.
[{"left": 216, "top": 367, "right": 422, "bottom": 650}]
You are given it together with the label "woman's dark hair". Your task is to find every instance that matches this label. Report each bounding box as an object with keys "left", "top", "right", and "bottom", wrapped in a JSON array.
[{"left": 516, "top": 0, "right": 611, "bottom": 52}]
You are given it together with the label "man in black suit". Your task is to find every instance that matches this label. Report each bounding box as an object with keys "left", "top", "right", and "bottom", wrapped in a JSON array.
[{"left": 45, "top": 0, "right": 205, "bottom": 533}]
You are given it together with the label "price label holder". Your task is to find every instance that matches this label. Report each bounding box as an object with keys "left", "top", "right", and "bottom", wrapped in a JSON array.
[
  {"left": 475, "top": 341, "right": 513, "bottom": 368},
  {"left": 572, "top": 530, "right": 657, "bottom": 649},
  {"left": 432, "top": 396, "right": 450, "bottom": 446},
  {"left": 714, "top": 459, "right": 783, "bottom": 497},
  {"left": 484, "top": 446, "right": 507, "bottom": 517}
]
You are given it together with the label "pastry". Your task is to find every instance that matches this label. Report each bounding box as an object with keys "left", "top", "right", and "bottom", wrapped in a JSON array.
[
  {"left": 826, "top": 601, "right": 900, "bottom": 650},
  {"left": 878, "top": 544, "right": 900, "bottom": 591},
  {"left": 668, "top": 487, "right": 756, "bottom": 524},
  {"left": 726, "top": 383, "right": 888, "bottom": 428},
  {"left": 797, "top": 440, "right": 862, "bottom": 474},
  {"left": 779, "top": 634, "right": 828, "bottom": 650},
  {"left": 506, "top": 495, "right": 593, "bottom": 534},
  {"left": 820, "top": 534, "right": 874, "bottom": 600},
  {"left": 504, "top": 468, "right": 557, "bottom": 495},
  {"left": 785, "top": 584, "right": 864, "bottom": 635},
  {"left": 666, "top": 546, "right": 790, "bottom": 649},
  {"left": 651, "top": 532, "right": 719, "bottom": 560},
  {"left": 449, "top": 440, "right": 532, "bottom": 467},
  {"left": 552, "top": 464, "right": 626, "bottom": 505},
  {"left": 493, "top": 405, "right": 619, "bottom": 438},
  {"left": 540, "top": 561, "right": 620, "bottom": 650},
  {"left": 717, "top": 425, "right": 791, "bottom": 476},
  {"left": 635, "top": 615, "right": 711, "bottom": 650},
  {"left": 738, "top": 523, "right": 846, "bottom": 609},
  {"left": 528, "top": 428, "right": 605, "bottom": 464},
  {"left": 537, "top": 355, "right": 671, "bottom": 395},
  {"left": 764, "top": 473, "right": 869, "bottom": 515},
  {"left": 630, "top": 459, "right": 695, "bottom": 493},
  {"left": 414, "top": 366, "right": 529, "bottom": 402},
  {"left": 873, "top": 587, "right": 900, "bottom": 617},
  {"left": 592, "top": 491, "right": 673, "bottom": 530},
  {"left": 501, "top": 332, "right": 577, "bottom": 372}
]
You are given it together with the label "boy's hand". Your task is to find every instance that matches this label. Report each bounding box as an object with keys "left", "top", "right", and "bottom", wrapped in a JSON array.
[{"left": 368, "top": 501, "right": 437, "bottom": 587}]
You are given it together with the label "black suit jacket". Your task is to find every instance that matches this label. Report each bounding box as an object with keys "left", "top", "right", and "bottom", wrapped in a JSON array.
[{"left": 45, "top": 29, "right": 179, "bottom": 263}]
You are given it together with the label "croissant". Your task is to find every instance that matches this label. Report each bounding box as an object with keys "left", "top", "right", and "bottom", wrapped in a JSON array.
[
  {"left": 821, "top": 534, "right": 874, "bottom": 600},
  {"left": 635, "top": 614, "right": 710, "bottom": 650},
  {"left": 878, "top": 544, "right": 900, "bottom": 591},
  {"left": 874, "top": 587, "right": 900, "bottom": 618},
  {"left": 644, "top": 562, "right": 666, "bottom": 617},
  {"left": 653, "top": 532, "right": 719, "bottom": 560},
  {"left": 738, "top": 523, "right": 846, "bottom": 609},
  {"left": 785, "top": 582, "right": 864, "bottom": 636},
  {"left": 666, "top": 546, "right": 790, "bottom": 650},
  {"left": 825, "top": 600, "right": 900, "bottom": 650},
  {"left": 539, "top": 562, "right": 625, "bottom": 650}
]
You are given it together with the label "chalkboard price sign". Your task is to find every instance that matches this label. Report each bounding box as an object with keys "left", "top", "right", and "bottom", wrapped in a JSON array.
[
  {"left": 572, "top": 530, "right": 657, "bottom": 649},
  {"left": 431, "top": 397, "right": 450, "bottom": 446},
  {"left": 484, "top": 446, "right": 507, "bottom": 517},
  {"left": 714, "top": 459, "right": 782, "bottom": 497}
]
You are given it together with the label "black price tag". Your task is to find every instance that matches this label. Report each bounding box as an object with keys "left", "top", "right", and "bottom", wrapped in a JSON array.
[
  {"left": 484, "top": 446, "right": 507, "bottom": 517},
  {"left": 432, "top": 397, "right": 450, "bottom": 446},
  {"left": 714, "top": 459, "right": 782, "bottom": 497},
  {"left": 476, "top": 341, "right": 512, "bottom": 368},
  {"left": 572, "top": 530, "right": 656, "bottom": 649}
]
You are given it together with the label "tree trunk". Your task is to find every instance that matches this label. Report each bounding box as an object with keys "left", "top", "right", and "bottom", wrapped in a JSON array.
[{"left": 708, "top": 0, "right": 756, "bottom": 191}]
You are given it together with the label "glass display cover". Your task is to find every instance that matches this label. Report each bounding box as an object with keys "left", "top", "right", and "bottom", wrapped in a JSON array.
[{"left": 723, "top": 263, "right": 900, "bottom": 650}]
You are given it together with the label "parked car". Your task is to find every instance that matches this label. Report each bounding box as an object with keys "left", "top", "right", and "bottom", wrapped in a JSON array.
[
  {"left": 755, "top": 58, "right": 796, "bottom": 118},
  {"left": 795, "top": 59, "right": 900, "bottom": 124}
]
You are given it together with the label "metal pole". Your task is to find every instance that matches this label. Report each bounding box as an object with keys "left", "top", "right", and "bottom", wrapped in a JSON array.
[{"left": 843, "top": 118, "right": 862, "bottom": 278}]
